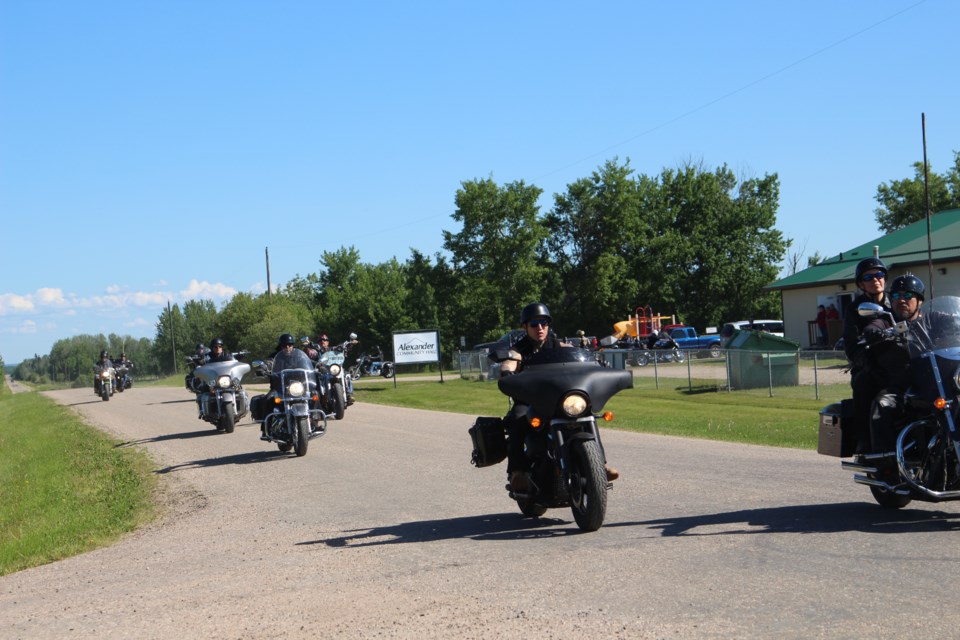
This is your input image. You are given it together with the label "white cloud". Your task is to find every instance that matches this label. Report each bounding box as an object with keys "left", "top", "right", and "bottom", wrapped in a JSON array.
[
  {"left": 36, "top": 288, "right": 68, "bottom": 306},
  {"left": 124, "top": 318, "right": 152, "bottom": 328},
  {"left": 106, "top": 284, "right": 123, "bottom": 294},
  {"left": 0, "top": 293, "right": 35, "bottom": 313},
  {"left": 181, "top": 279, "right": 237, "bottom": 299}
]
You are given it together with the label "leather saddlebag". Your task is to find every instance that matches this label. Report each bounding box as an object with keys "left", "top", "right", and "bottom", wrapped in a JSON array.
[{"left": 469, "top": 417, "right": 507, "bottom": 467}]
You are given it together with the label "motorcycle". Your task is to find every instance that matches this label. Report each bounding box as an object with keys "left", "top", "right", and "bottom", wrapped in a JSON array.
[
  {"left": 317, "top": 349, "right": 349, "bottom": 420},
  {"left": 114, "top": 361, "right": 133, "bottom": 392},
  {"left": 818, "top": 296, "right": 960, "bottom": 509},
  {"left": 93, "top": 363, "right": 115, "bottom": 401},
  {"left": 470, "top": 341, "right": 632, "bottom": 531},
  {"left": 349, "top": 346, "right": 395, "bottom": 379},
  {"left": 632, "top": 337, "right": 686, "bottom": 367},
  {"left": 192, "top": 352, "right": 251, "bottom": 433},
  {"left": 250, "top": 352, "right": 327, "bottom": 456}
]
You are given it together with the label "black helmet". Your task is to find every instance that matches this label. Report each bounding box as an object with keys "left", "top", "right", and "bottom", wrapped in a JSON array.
[
  {"left": 300, "top": 336, "right": 311, "bottom": 345},
  {"left": 890, "top": 274, "right": 925, "bottom": 301},
  {"left": 520, "top": 302, "right": 552, "bottom": 325},
  {"left": 196, "top": 343, "right": 205, "bottom": 351},
  {"left": 855, "top": 257, "right": 887, "bottom": 282},
  {"left": 210, "top": 338, "right": 224, "bottom": 348},
  {"left": 278, "top": 333, "right": 296, "bottom": 347},
  {"left": 100, "top": 349, "right": 109, "bottom": 358}
]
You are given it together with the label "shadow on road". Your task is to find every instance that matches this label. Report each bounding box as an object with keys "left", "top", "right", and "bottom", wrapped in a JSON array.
[
  {"left": 626, "top": 501, "right": 960, "bottom": 536},
  {"left": 116, "top": 429, "right": 223, "bottom": 447},
  {"left": 302, "top": 512, "right": 585, "bottom": 547},
  {"left": 154, "top": 449, "right": 291, "bottom": 474}
]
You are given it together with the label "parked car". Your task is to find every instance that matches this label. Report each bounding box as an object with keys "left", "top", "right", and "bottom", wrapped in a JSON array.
[
  {"left": 472, "top": 329, "right": 526, "bottom": 352},
  {"left": 719, "top": 319, "right": 784, "bottom": 347}
]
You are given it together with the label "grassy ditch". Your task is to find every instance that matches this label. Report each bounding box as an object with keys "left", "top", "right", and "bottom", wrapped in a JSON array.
[
  {"left": 0, "top": 387, "right": 157, "bottom": 576},
  {"left": 354, "top": 377, "right": 849, "bottom": 450}
]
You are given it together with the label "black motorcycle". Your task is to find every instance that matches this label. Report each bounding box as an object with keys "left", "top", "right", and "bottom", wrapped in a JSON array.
[
  {"left": 251, "top": 352, "right": 326, "bottom": 457},
  {"left": 632, "top": 336, "right": 685, "bottom": 367},
  {"left": 819, "top": 296, "right": 960, "bottom": 508},
  {"left": 114, "top": 361, "right": 133, "bottom": 392},
  {"left": 470, "top": 344, "right": 632, "bottom": 531}
]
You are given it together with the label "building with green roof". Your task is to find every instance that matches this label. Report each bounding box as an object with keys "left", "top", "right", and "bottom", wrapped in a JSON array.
[{"left": 766, "top": 208, "right": 960, "bottom": 347}]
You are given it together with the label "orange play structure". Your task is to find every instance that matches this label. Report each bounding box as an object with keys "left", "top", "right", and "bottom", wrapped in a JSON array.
[{"left": 612, "top": 306, "right": 676, "bottom": 340}]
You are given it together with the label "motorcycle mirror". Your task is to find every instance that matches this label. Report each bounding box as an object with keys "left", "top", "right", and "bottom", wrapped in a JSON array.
[
  {"left": 857, "top": 302, "right": 884, "bottom": 317},
  {"left": 488, "top": 348, "right": 520, "bottom": 363}
]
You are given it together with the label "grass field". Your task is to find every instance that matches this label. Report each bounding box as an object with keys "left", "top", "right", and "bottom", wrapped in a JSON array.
[{"left": 0, "top": 382, "right": 157, "bottom": 576}]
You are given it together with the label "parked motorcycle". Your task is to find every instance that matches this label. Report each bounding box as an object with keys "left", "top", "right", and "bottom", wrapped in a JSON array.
[
  {"left": 818, "top": 296, "right": 960, "bottom": 508},
  {"left": 632, "top": 337, "right": 686, "bottom": 367},
  {"left": 349, "top": 346, "right": 395, "bottom": 379},
  {"left": 470, "top": 341, "right": 632, "bottom": 531},
  {"left": 93, "top": 363, "right": 115, "bottom": 401},
  {"left": 251, "top": 352, "right": 327, "bottom": 456},
  {"left": 192, "top": 352, "right": 251, "bottom": 433}
]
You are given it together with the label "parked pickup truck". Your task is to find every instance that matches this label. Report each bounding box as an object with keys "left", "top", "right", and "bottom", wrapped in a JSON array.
[{"left": 662, "top": 326, "right": 722, "bottom": 358}]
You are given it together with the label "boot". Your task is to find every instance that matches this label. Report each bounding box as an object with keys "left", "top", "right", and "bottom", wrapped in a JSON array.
[
  {"left": 605, "top": 465, "right": 620, "bottom": 482},
  {"left": 509, "top": 471, "right": 529, "bottom": 493}
]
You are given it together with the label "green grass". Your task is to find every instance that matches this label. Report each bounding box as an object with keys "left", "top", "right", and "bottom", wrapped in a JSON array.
[
  {"left": 0, "top": 389, "right": 157, "bottom": 576},
  {"left": 354, "top": 377, "right": 849, "bottom": 450}
]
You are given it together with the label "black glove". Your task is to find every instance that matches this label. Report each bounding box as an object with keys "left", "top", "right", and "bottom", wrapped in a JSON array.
[{"left": 862, "top": 327, "right": 884, "bottom": 343}]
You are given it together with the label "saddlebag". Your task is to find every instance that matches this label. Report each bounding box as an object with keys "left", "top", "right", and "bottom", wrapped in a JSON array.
[
  {"left": 817, "top": 399, "right": 856, "bottom": 457},
  {"left": 250, "top": 394, "right": 269, "bottom": 422},
  {"left": 469, "top": 417, "right": 507, "bottom": 467}
]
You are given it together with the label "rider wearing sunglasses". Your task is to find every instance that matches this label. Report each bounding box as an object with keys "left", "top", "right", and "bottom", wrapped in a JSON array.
[
  {"left": 842, "top": 257, "right": 894, "bottom": 454},
  {"left": 500, "top": 302, "right": 620, "bottom": 491}
]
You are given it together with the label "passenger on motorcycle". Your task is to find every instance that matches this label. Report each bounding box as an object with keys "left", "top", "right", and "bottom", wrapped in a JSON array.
[
  {"left": 207, "top": 338, "right": 234, "bottom": 363},
  {"left": 842, "top": 257, "right": 893, "bottom": 453},
  {"left": 501, "top": 302, "right": 620, "bottom": 492},
  {"left": 868, "top": 274, "right": 926, "bottom": 455}
]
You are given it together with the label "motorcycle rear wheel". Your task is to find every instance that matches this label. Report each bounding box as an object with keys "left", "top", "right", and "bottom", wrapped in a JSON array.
[
  {"left": 294, "top": 416, "right": 309, "bottom": 457},
  {"left": 569, "top": 439, "right": 608, "bottom": 532},
  {"left": 518, "top": 500, "right": 547, "bottom": 518},
  {"left": 218, "top": 403, "right": 236, "bottom": 434},
  {"left": 869, "top": 485, "right": 912, "bottom": 509}
]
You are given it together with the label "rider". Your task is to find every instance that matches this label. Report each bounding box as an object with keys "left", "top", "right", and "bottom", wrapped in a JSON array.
[
  {"left": 577, "top": 329, "right": 590, "bottom": 349},
  {"left": 842, "top": 257, "right": 892, "bottom": 454},
  {"left": 500, "top": 302, "right": 620, "bottom": 492},
  {"left": 94, "top": 349, "right": 112, "bottom": 395},
  {"left": 207, "top": 338, "right": 233, "bottom": 362},
  {"left": 868, "top": 274, "right": 925, "bottom": 455}
]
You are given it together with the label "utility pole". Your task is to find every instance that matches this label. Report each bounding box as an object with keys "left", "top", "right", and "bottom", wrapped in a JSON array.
[
  {"left": 921, "top": 113, "right": 935, "bottom": 299},
  {"left": 265, "top": 246, "right": 272, "bottom": 298}
]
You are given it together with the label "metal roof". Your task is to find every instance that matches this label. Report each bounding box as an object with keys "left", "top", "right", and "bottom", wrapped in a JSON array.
[{"left": 767, "top": 208, "right": 960, "bottom": 291}]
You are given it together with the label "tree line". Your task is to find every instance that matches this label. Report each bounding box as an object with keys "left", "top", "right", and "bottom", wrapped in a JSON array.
[{"left": 16, "top": 154, "right": 955, "bottom": 385}]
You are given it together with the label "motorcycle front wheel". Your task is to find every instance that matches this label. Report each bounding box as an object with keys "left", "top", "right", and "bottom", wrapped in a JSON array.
[
  {"left": 332, "top": 387, "right": 345, "bottom": 420},
  {"left": 569, "top": 439, "right": 608, "bottom": 532},
  {"left": 381, "top": 362, "right": 395, "bottom": 379},
  {"left": 101, "top": 386, "right": 110, "bottom": 402},
  {"left": 218, "top": 403, "right": 236, "bottom": 433},
  {"left": 294, "top": 416, "right": 309, "bottom": 457}
]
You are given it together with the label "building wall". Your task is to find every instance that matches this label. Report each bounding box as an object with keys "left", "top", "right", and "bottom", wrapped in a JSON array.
[{"left": 780, "top": 261, "right": 960, "bottom": 349}]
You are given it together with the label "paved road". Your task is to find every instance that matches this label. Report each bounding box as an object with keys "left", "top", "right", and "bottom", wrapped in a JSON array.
[{"left": 2, "top": 386, "right": 960, "bottom": 639}]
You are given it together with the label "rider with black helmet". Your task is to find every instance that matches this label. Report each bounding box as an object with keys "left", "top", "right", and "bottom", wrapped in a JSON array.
[
  {"left": 841, "top": 257, "right": 893, "bottom": 453},
  {"left": 207, "top": 337, "right": 234, "bottom": 363},
  {"left": 869, "top": 274, "right": 927, "bottom": 455},
  {"left": 500, "top": 302, "right": 619, "bottom": 491}
]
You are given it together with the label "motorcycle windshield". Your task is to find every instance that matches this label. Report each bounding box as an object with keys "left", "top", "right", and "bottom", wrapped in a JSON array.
[
  {"left": 498, "top": 346, "right": 633, "bottom": 417},
  {"left": 273, "top": 349, "right": 315, "bottom": 372},
  {"left": 319, "top": 351, "right": 345, "bottom": 366},
  {"left": 907, "top": 296, "right": 960, "bottom": 356},
  {"left": 194, "top": 358, "right": 251, "bottom": 383}
]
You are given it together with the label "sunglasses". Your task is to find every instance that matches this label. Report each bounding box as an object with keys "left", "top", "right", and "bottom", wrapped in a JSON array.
[
  {"left": 860, "top": 271, "right": 886, "bottom": 282},
  {"left": 528, "top": 319, "right": 550, "bottom": 328},
  {"left": 891, "top": 291, "right": 918, "bottom": 301}
]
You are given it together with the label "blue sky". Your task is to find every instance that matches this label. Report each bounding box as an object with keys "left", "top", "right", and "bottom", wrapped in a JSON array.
[{"left": 1, "top": 0, "right": 957, "bottom": 364}]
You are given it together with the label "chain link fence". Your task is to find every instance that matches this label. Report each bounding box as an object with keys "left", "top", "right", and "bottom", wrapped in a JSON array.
[{"left": 459, "top": 348, "right": 850, "bottom": 400}]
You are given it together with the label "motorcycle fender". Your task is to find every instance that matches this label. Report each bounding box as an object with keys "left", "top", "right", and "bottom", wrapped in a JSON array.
[
  {"left": 220, "top": 391, "right": 235, "bottom": 405},
  {"left": 288, "top": 403, "right": 309, "bottom": 417}
]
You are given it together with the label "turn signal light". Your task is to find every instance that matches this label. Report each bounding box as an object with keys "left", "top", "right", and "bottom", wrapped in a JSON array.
[
  {"left": 602, "top": 411, "right": 614, "bottom": 422},
  {"left": 935, "top": 397, "right": 948, "bottom": 410},
  {"left": 530, "top": 417, "right": 542, "bottom": 428},
  {"left": 274, "top": 397, "right": 283, "bottom": 405}
]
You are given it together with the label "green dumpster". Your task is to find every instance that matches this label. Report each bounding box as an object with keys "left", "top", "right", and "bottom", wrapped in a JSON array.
[
  {"left": 599, "top": 349, "right": 628, "bottom": 370},
  {"left": 726, "top": 330, "right": 800, "bottom": 389}
]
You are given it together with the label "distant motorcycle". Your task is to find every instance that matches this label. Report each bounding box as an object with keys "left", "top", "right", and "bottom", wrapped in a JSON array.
[
  {"left": 192, "top": 352, "right": 251, "bottom": 433},
  {"left": 94, "top": 363, "right": 115, "bottom": 401},
  {"left": 114, "top": 361, "right": 133, "bottom": 392},
  {"left": 349, "top": 346, "right": 395, "bottom": 379},
  {"left": 632, "top": 338, "right": 686, "bottom": 367},
  {"left": 251, "top": 353, "right": 327, "bottom": 456}
]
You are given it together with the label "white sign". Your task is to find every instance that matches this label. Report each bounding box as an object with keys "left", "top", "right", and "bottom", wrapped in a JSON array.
[{"left": 392, "top": 330, "right": 441, "bottom": 365}]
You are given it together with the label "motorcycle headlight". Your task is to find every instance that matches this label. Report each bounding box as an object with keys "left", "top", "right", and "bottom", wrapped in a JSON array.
[
  {"left": 561, "top": 392, "right": 589, "bottom": 417},
  {"left": 101, "top": 370, "right": 112, "bottom": 379},
  {"left": 329, "top": 364, "right": 341, "bottom": 376},
  {"left": 288, "top": 381, "right": 306, "bottom": 397},
  {"left": 217, "top": 375, "right": 232, "bottom": 389}
]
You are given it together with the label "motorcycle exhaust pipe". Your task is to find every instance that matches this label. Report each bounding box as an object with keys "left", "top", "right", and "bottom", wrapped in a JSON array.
[{"left": 852, "top": 474, "right": 911, "bottom": 495}]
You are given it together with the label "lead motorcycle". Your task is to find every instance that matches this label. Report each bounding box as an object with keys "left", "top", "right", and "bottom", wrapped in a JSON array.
[
  {"left": 93, "top": 362, "right": 115, "bottom": 401},
  {"left": 819, "top": 296, "right": 960, "bottom": 508},
  {"left": 192, "top": 352, "right": 251, "bottom": 433},
  {"left": 469, "top": 340, "right": 632, "bottom": 531},
  {"left": 251, "top": 351, "right": 327, "bottom": 456}
]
